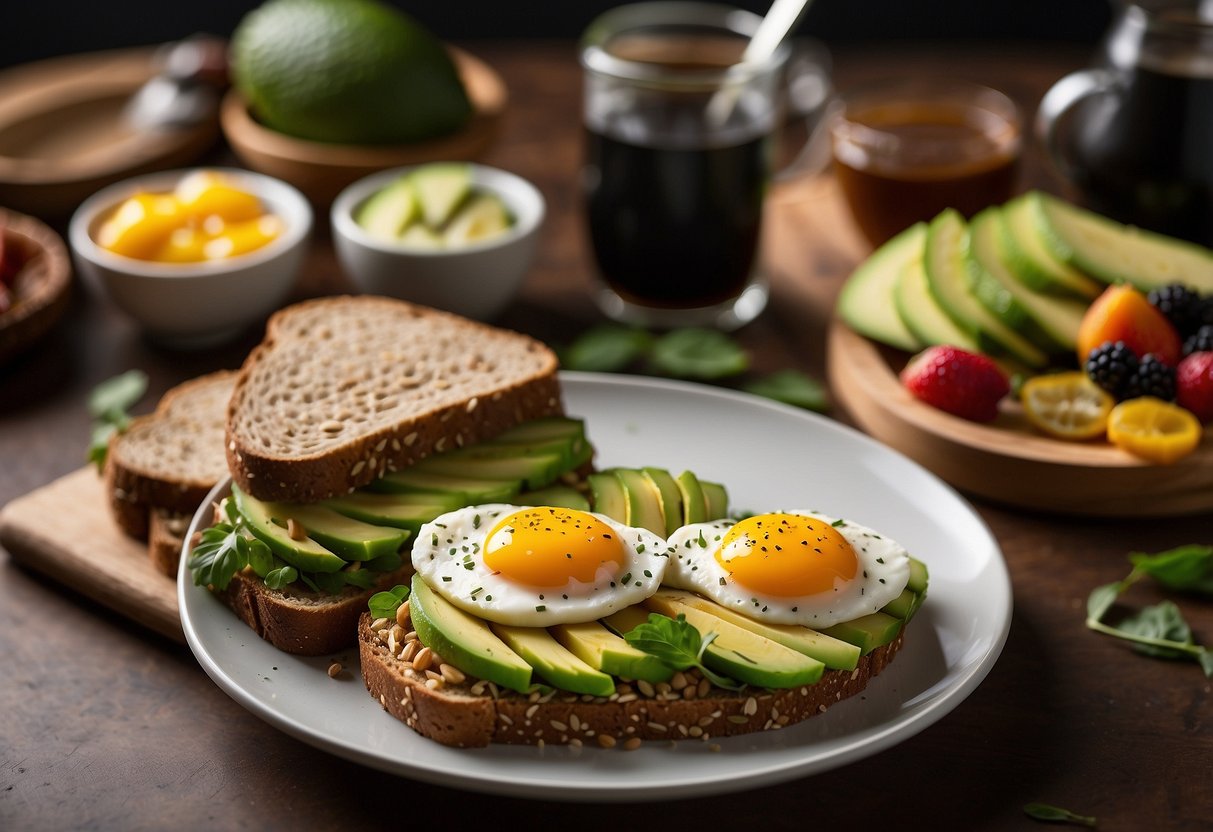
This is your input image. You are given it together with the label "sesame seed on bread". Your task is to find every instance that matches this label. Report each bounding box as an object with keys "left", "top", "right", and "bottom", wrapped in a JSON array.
[
  {"left": 224, "top": 296, "right": 563, "bottom": 504},
  {"left": 358, "top": 609, "right": 907, "bottom": 749}
]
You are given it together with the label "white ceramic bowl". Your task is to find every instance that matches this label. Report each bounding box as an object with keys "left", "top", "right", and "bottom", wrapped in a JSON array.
[
  {"left": 69, "top": 167, "right": 312, "bottom": 347},
  {"left": 331, "top": 164, "right": 544, "bottom": 321}
]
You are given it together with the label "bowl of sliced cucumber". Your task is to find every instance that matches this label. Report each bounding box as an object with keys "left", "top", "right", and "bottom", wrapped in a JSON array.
[{"left": 331, "top": 162, "right": 544, "bottom": 321}]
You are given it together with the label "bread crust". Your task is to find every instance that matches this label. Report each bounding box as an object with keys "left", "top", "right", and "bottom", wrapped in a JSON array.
[
  {"left": 359, "top": 611, "right": 906, "bottom": 748},
  {"left": 225, "top": 297, "right": 564, "bottom": 504},
  {"left": 148, "top": 509, "right": 190, "bottom": 578}
]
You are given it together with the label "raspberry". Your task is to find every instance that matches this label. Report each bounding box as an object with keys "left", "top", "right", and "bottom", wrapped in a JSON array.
[
  {"left": 1123, "top": 353, "right": 1177, "bottom": 401},
  {"left": 1147, "top": 283, "right": 1204, "bottom": 337},
  {"left": 1085, "top": 340, "right": 1139, "bottom": 400},
  {"left": 899, "top": 345, "right": 1010, "bottom": 422},
  {"left": 1184, "top": 324, "right": 1213, "bottom": 357},
  {"left": 1177, "top": 352, "right": 1213, "bottom": 423}
]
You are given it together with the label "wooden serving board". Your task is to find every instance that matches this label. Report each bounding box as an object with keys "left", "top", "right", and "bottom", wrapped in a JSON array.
[{"left": 0, "top": 466, "right": 184, "bottom": 642}]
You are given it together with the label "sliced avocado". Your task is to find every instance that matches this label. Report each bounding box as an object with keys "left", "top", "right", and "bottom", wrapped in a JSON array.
[
  {"left": 409, "top": 575, "right": 532, "bottom": 693},
  {"left": 587, "top": 472, "right": 627, "bottom": 524},
  {"left": 641, "top": 467, "right": 684, "bottom": 535},
  {"left": 493, "top": 417, "right": 586, "bottom": 443},
  {"left": 410, "top": 163, "right": 473, "bottom": 229},
  {"left": 837, "top": 222, "right": 927, "bottom": 352},
  {"left": 516, "top": 484, "right": 591, "bottom": 512},
  {"left": 321, "top": 491, "right": 464, "bottom": 533},
  {"left": 638, "top": 599, "right": 826, "bottom": 688},
  {"left": 700, "top": 481, "right": 728, "bottom": 521},
  {"left": 923, "top": 209, "right": 1049, "bottom": 368},
  {"left": 611, "top": 468, "right": 666, "bottom": 535},
  {"left": 444, "top": 192, "right": 512, "bottom": 246},
  {"left": 894, "top": 256, "right": 981, "bottom": 352},
  {"left": 397, "top": 224, "right": 444, "bottom": 250},
  {"left": 675, "top": 470, "right": 708, "bottom": 525},
  {"left": 456, "top": 435, "right": 577, "bottom": 464},
  {"left": 355, "top": 175, "right": 418, "bottom": 242},
  {"left": 1033, "top": 190, "right": 1213, "bottom": 293},
  {"left": 649, "top": 589, "right": 860, "bottom": 670},
  {"left": 419, "top": 451, "right": 566, "bottom": 491},
  {"left": 998, "top": 194, "right": 1102, "bottom": 299},
  {"left": 261, "top": 501, "right": 410, "bottom": 561},
  {"left": 880, "top": 587, "right": 922, "bottom": 622},
  {"left": 821, "top": 612, "right": 903, "bottom": 655},
  {"left": 490, "top": 623, "right": 615, "bottom": 696},
  {"left": 968, "top": 207, "right": 1085, "bottom": 353},
  {"left": 907, "top": 556, "right": 929, "bottom": 595},
  {"left": 232, "top": 485, "right": 346, "bottom": 573},
  {"left": 369, "top": 468, "right": 521, "bottom": 503},
  {"left": 550, "top": 620, "right": 674, "bottom": 683}
]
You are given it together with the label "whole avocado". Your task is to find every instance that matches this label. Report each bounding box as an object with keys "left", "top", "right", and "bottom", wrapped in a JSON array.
[{"left": 231, "top": 0, "right": 472, "bottom": 145}]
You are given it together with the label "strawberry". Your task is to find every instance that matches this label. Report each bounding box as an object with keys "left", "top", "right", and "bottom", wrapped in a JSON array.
[
  {"left": 900, "top": 345, "right": 1010, "bottom": 422},
  {"left": 1077, "top": 284, "right": 1182, "bottom": 366},
  {"left": 1176, "top": 352, "right": 1213, "bottom": 423}
]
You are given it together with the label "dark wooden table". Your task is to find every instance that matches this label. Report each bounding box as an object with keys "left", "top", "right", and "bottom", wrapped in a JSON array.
[{"left": 2, "top": 41, "right": 1210, "bottom": 832}]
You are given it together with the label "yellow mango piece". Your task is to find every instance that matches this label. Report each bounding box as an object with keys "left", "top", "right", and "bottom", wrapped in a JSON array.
[
  {"left": 175, "top": 171, "right": 263, "bottom": 223},
  {"left": 202, "top": 215, "right": 283, "bottom": 260},
  {"left": 156, "top": 227, "right": 209, "bottom": 263},
  {"left": 96, "top": 194, "right": 181, "bottom": 260}
]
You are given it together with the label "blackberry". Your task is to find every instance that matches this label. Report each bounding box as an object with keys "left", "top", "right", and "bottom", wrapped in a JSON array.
[
  {"left": 1123, "top": 353, "right": 1177, "bottom": 401},
  {"left": 1185, "top": 324, "right": 1213, "bottom": 357},
  {"left": 1147, "top": 283, "right": 1204, "bottom": 337},
  {"left": 1085, "top": 340, "right": 1138, "bottom": 399}
]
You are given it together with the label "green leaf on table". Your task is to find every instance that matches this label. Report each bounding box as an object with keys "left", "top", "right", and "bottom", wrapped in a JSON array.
[
  {"left": 1022, "top": 802, "right": 1097, "bottom": 826},
  {"left": 563, "top": 326, "right": 654, "bottom": 372},
  {"left": 1085, "top": 582, "right": 1122, "bottom": 623},
  {"left": 649, "top": 329, "right": 748, "bottom": 379},
  {"left": 88, "top": 370, "right": 148, "bottom": 421},
  {"left": 623, "top": 612, "right": 741, "bottom": 690},
  {"left": 368, "top": 584, "right": 411, "bottom": 618},
  {"left": 87, "top": 422, "right": 121, "bottom": 469},
  {"left": 1199, "top": 652, "right": 1213, "bottom": 678},
  {"left": 1116, "top": 601, "right": 1194, "bottom": 659},
  {"left": 1128, "top": 545, "right": 1213, "bottom": 595},
  {"left": 743, "top": 369, "right": 830, "bottom": 412}
]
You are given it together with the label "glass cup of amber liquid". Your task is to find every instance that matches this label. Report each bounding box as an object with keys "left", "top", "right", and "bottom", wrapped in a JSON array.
[
  {"left": 579, "top": 3, "right": 823, "bottom": 330},
  {"left": 830, "top": 79, "right": 1022, "bottom": 247}
]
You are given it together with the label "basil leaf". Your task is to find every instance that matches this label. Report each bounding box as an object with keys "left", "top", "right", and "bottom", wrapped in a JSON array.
[
  {"left": 563, "top": 326, "right": 654, "bottom": 372},
  {"left": 187, "top": 525, "right": 250, "bottom": 590},
  {"left": 88, "top": 370, "right": 148, "bottom": 420},
  {"left": 624, "top": 613, "right": 700, "bottom": 670},
  {"left": 1128, "top": 545, "right": 1213, "bottom": 595},
  {"left": 1117, "top": 601, "right": 1194, "bottom": 659},
  {"left": 1085, "top": 582, "right": 1121, "bottom": 623},
  {"left": 649, "top": 329, "right": 748, "bottom": 379},
  {"left": 264, "top": 565, "right": 298, "bottom": 591},
  {"left": 1198, "top": 651, "right": 1213, "bottom": 678},
  {"left": 742, "top": 370, "right": 830, "bottom": 412},
  {"left": 1022, "top": 802, "right": 1097, "bottom": 826},
  {"left": 368, "top": 584, "right": 411, "bottom": 618}
]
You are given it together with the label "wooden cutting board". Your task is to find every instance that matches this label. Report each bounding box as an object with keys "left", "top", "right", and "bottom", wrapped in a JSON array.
[{"left": 0, "top": 466, "right": 184, "bottom": 642}]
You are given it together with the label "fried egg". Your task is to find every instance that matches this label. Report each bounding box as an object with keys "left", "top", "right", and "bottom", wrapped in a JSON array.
[
  {"left": 664, "top": 510, "right": 910, "bottom": 628},
  {"left": 411, "top": 504, "right": 671, "bottom": 626}
]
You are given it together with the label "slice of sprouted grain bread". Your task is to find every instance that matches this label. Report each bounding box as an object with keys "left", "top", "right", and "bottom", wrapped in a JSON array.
[
  {"left": 225, "top": 297, "right": 563, "bottom": 503},
  {"left": 104, "top": 371, "right": 236, "bottom": 565}
]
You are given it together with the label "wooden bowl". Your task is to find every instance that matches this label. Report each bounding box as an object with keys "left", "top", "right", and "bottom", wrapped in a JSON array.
[
  {"left": 221, "top": 48, "right": 508, "bottom": 207},
  {"left": 0, "top": 208, "right": 71, "bottom": 364}
]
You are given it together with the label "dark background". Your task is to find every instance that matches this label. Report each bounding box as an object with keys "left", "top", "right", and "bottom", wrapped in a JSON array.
[{"left": 5, "top": 0, "right": 1115, "bottom": 69}]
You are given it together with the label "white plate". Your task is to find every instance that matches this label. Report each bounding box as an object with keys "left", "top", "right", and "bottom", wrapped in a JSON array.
[{"left": 180, "top": 372, "right": 1011, "bottom": 802}]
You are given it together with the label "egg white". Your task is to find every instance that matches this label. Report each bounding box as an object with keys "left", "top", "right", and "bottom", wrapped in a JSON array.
[
  {"left": 663, "top": 510, "right": 910, "bottom": 628},
  {"left": 411, "top": 504, "right": 672, "bottom": 626}
]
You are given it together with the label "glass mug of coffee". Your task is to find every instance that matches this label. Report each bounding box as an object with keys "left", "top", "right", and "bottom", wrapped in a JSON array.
[
  {"left": 1037, "top": 0, "right": 1213, "bottom": 246},
  {"left": 580, "top": 2, "right": 830, "bottom": 330}
]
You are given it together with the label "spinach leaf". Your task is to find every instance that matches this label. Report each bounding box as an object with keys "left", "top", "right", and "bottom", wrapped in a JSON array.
[
  {"left": 1117, "top": 601, "right": 1194, "bottom": 659},
  {"left": 368, "top": 584, "right": 411, "bottom": 619},
  {"left": 623, "top": 612, "right": 741, "bottom": 690},
  {"left": 88, "top": 370, "right": 148, "bottom": 420},
  {"left": 563, "top": 326, "right": 654, "bottom": 372},
  {"left": 1128, "top": 545, "right": 1213, "bottom": 595},
  {"left": 649, "top": 329, "right": 748, "bottom": 379},
  {"left": 742, "top": 369, "right": 830, "bottom": 412}
]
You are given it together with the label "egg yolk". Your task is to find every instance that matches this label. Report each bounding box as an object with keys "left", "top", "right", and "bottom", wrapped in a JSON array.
[
  {"left": 715, "top": 514, "right": 858, "bottom": 597},
  {"left": 484, "top": 507, "right": 626, "bottom": 591}
]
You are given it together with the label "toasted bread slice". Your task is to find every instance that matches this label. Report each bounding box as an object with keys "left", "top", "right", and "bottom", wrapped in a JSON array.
[
  {"left": 148, "top": 508, "right": 190, "bottom": 578},
  {"left": 104, "top": 370, "right": 236, "bottom": 541},
  {"left": 225, "top": 297, "right": 563, "bottom": 504},
  {"left": 358, "top": 610, "right": 906, "bottom": 748}
]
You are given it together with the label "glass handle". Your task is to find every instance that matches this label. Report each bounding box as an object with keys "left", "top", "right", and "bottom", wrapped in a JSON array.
[{"left": 1035, "top": 67, "right": 1118, "bottom": 185}]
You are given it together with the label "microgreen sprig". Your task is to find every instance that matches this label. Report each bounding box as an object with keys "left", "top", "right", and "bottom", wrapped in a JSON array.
[{"left": 86, "top": 370, "right": 148, "bottom": 469}]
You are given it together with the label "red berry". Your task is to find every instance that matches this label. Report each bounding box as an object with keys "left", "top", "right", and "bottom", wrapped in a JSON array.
[
  {"left": 900, "top": 345, "right": 1010, "bottom": 422},
  {"left": 1176, "top": 352, "right": 1213, "bottom": 423}
]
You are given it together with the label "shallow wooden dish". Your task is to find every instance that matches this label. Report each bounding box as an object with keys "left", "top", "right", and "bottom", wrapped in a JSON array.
[
  {"left": 0, "top": 208, "right": 71, "bottom": 364},
  {"left": 827, "top": 319, "right": 1213, "bottom": 517},
  {"left": 0, "top": 48, "right": 219, "bottom": 219},
  {"left": 221, "top": 48, "right": 508, "bottom": 207}
]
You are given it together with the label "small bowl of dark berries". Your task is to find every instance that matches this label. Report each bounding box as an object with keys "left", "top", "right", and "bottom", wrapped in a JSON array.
[{"left": 0, "top": 207, "right": 72, "bottom": 365}]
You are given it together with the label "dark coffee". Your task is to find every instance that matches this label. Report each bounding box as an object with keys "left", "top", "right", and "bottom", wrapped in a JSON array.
[
  {"left": 1063, "top": 61, "right": 1213, "bottom": 245},
  {"left": 584, "top": 127, "right": 768, "bottom": 309}
]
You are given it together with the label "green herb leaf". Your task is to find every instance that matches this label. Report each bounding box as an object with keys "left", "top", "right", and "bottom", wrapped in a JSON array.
[
  {"left": 649, "top": 329, "right": 748, "bottom": 379},
  {"left": 623, "top": 613, "right": 742, "bottom": 690},
  {"left": 264, "top": 565, "right": 298, "bottom": 590},
  {"left": 1023, "top": 802, "right": 1097, "bottom": 826},
  {"left": 1085, "top": 582, "right": 1122, "bottom": 623},
  {"left": 87, "top": 422, "right": 120, "bottom": 469},
  {"left": 1117, "top": 601, "right": 1194, "bottom": 659},
  {"left": 88, "top": 370, "right": 148, "bottom": 420},
  {"left": 1128, "top": 545, "right": 1213, "bottom": 595},
  {"left": 187, "top": 524, "right": 251, "bottom": 590},
  {"left": 1198, "top": 652, "right": 1213, "bottom": 678},
  {"left": 742, "top": 370, "right": 829, "bottom": 412},
  {"left": 563, "top": 326, "right": 654, "bottom": 372},
  {"left": 364, "top": 551, "right": 403, "bottom": 574},
  {"left": 368, "top": 584, "right": 411, "bottom": 619},
  {"left": 246, "top": 538, "right": 274, "bottom": 578}
]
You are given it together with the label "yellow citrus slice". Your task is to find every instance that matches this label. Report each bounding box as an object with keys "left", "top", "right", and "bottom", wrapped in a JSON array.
[
  {"left": 1020, "top": 372, "right": 1115, "bottom": 440},
  {"left": 1107, "top": 397, "right": 1202, "bottom": 464}
]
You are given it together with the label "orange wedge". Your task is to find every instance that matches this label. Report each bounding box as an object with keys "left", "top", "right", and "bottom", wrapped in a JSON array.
[
  {"left": 1107, "top": 397, "right": 1202, "bottom": 464},
  {"left": 1020, "top": 372, "right": 1114, "bottom": 440}
]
